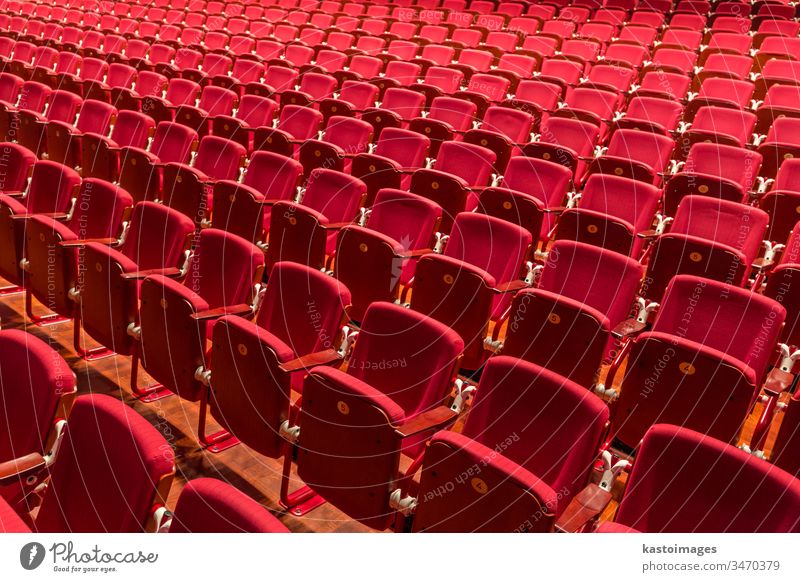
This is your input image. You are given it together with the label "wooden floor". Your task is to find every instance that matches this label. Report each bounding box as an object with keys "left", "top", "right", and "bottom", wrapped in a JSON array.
[{"left": 0, "top": 281, "right": 787, "bottom": 532}]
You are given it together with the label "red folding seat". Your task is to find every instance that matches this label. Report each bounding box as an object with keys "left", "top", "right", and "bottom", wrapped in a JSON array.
[
  {"left": 670, "top": 11, "right": 707, "bottom": 30},
  {"left": 758, "top": 118, "right": 800, "bottom": 178},
  {"left": 33, "top": 51, "right": 82, "bottom": 89},
  {"left": 464, "top": 106, "right": 534, "bottom": 171},
  {"left": 558, "top": 39, "right": 601, "bottom": 71},
  {"left": 755, "top": 84, "right": 800, "bottom": 136},
  {"left": 541, "top": 19, "right": 577, "bottom": 42},
  {"left": 616, "top": 97, "right": 683, "bottom": 136},
  {"left": 22, "top": 179, "right": 133, "bottom": 325},
  {"left": 211, "top": 150, "right": 302, "bottom": 245},
  {"left": 758, "top": 159, "right": 800, "bottom": 244},
  {"left": 413, "top": 66, "right": 465, "bottom": 107},
  {"left": 283, "top": 301, "right": 463, "bottom": 525},
  {"left": 318, "top": 80, "right": 379, "bottom": 122},
  {"left": 701, "top": 32, "right": 753, "bottom": 64},
  {"left": 522, "top": 117, "right": 600, "bottom": 183},
  {"left": 409, "top": 212, "right": 531, "bottom": 369},
  {"left": 660, "top": 27, "right": 703, "bottom": 51},
  {"left": 0, "top": 143, "right": 36, "bottom": 197},
  {"left": 0, "top": 72, "right": 22, "bottom": 114},
  {"left": 334, "top": 190, "right": 441, "bottom": 320},
  {"left": 617, "top": 24, "right": 658, "bottom": 48},
  {"left": 128, "top": 228, "right": 264, "bottom": 402},
  {"left": 336, "top": 56, "right": 383, "bottom": 85},
  {"left": 174, "top": 85, "right": 238, "bottom": 137},
  {"left": 708, "top": 14, "right": 752, "bottom": 35},
  {"left": 771, "top": 384, "right": 800, "bottom": 478},
  {"left": 182, "top": 53, "right": 233, "bottom": 86},
  {"left": 684, "top": 78, "right": 755, "bottom": 121},
  {"left": 665, "top": 143, "right": 762, "bottom": 214},
  {"left": 253, "top": 104, "right": 324, "bottom": 158},
  {"left": 410, "top": 141, "right": 497, "bottom": 231},
  {"left": 411, "top": 356, "right": 609, "bottom": 532},
  {"left": 602, "top": 42, "right": 649, "bottom": 70},
  {"left": 45, "top": 99, "right": 117, "bottom": 169},
  {"left": 283, "top": 44, "right": 316, "bottom": 70},
  {"left": 695, "top": 53, "right": 754, "bottom": 89},
  {"left": 371, "top": 61, "right": 421, "bottom": 98},
  {"left": 80, "top": 111, "right": 154, "bottom": 182},
  {"left": 166, "top": 479, "right": 289, "bottom": 533},
  {"left": 493, "top": 54, "right": 538, "bottom": 92},
  {"left": 60, "top": 58, "right": 108, "bottom": 100},
  {"left": 298, "top": 116, "right": 373, "bottom": 175},
  {"left": 214, "top": 59, "right": 266, "bottom": 95},
  {"left": 589, "top": 425, "right": 800, "bottom": 533},
  {"left": 5, "top": 393, "right": 174, "bottom": 532},
  {"left": 310, "top": 50, "right": 348, "bottom": 76},
  {"left": 555, "top": 87, "right": 618, "bottom": 141},
  {"left": 611, "top": 275, "right": 784, "bottom": 448},
  {"left": 635, "top": 71, "right": 692, "bottom": 101},
  {"left": 538, "top": 59, "right": 583, "bottom": 94},
  {"left": 754, "top": 19, "right": 800, "bottom": 48},
  {"left": 228, "top": 35, "right": 256, "bottom": 57},
  {"left": 407, "top": 96, "right": 476, "bottom": 157},
  {"left": 73, "top": 201, "right": 194, "bottom": 360},
  {"left": 118, "top": 121, "right": 198, "bottom": 204},
  {"left": 161, "top": 135, "right": 246, "bottom": 223},
  {"left": 756, "top": 59, "right": 800, "bottom": 101},
  {"left": 647, "top": 47, "right": 697, "bottom": 76},
  {"left": 0, "top": 329, "right": 75, "bottom": 508},
  {"left": 18, "top": 90, "right": 81, "bottom": 157},
  {"left": 581, "top": 64, "right": 635, "bottom": 96},
  {"left": 0, "top": 80, "right": 51, "bottom": 144},
  {"left": 579, "top": 22, "right": 617, "bottom": 45},
  {"left": 280, "top": 72, "right": 337, "bottom": 109},
  {"left": 505, "top": 79, "right": 561, "bottom": 127},
  {"left": 141, "top": 78, "right": 201, "bottom": 125},
  {"left": 6, "top": 42, "right": 36, "bottom": 80},
  {"left": 267, "top": 168, "right": 366, "bottom": 270},
  {"left": 497, "top": 239, "right": 642, "bottom": 388},
  {"left": 643, "top": 196, "right": 768, "bottom": 301},
  {"left": 361, "top": 88, "right": 426, "bottom": 138},
  {"left": 756, "top": 36, "right": 800, "bottom": 72},
  {"left": 456, "top": 73, "right": 510, "bottom": 116},
  {"left": 351, "top": 129, "right": 430, "bottom": 204},
  {"left": 588, "top": 128, "right": 674, "bottom": 185},
  {"left": 522, "top": 35, "right": 559, "bottom": 58},
  {"left": 555, "top": 174, "right": 661, "bottom": 258},
  {"left": 259, "top": 66, "right": 299, "bottom": 99},
  {"left": 210, "top": 94, "right": 277, "bottom": 152}
]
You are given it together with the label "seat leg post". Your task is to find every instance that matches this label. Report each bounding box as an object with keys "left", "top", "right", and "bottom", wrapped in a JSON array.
[
  {"left": 72, "top": 314, "right": 115, "bottom": 361},
  {"left": 129, "top": 346, "right": 173, "bottom": 402},
  {"left": 25, "top": 290, "right": 70, "bottom": 326},
  {"left": 197, "top": 387, "right": 239, "bottom": 453},
  {"left": 278, "top": 442, "right": 326, "bottom": 517}
]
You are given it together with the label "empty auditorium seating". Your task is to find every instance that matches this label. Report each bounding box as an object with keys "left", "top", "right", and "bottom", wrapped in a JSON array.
[
  {"left": 411, "top": 356, "right": 608, "bottom": 532},
  {"left": 595, "top": 424, "right": 800, "bottom": 533}
]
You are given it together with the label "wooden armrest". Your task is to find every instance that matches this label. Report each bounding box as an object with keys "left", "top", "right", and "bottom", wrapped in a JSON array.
[
  {"left": 636, "top": 229, "right": 659, "bottom": 239},
  {"left": 1, "top": 190, "right": 25, "bottom": 197},
  {"left": 12, "top": 212, "right": 69, "bottom": 220},
  {"left": 555, "top": 483, "right": 613, "bottom": 533},
  {"left": 323, "top": 221, "right": 353, "bottom": 230},
  {"left": 495, "top": 280, "right": 529, "bottom": 294},
  {"left": 120, "top": 267, "right": 182, "bottom": 280},
  {"left": 278, "top": 348, "right": 343, "bottom": 373},
  {"left": 751, "top": 257, "right": 775, "bottom": 272},
  {"left": 0, "top": 452, "right": 46, "bottom": 487},
  {"left": 764, "top": 368, "right": 794, "bottom": 396},
  {"left": 191, "top": 303, "right": 252, "bottom": 321},
  {"left": 544, "top": 206, "right": 568, "bottom": 214},
  {"left": 395, "top": 406, "right": 458, "bottom": 439},
  {"left": 398, "top": 248, "right": 433, "bottom": 258},
  {"left": 59, "top": 237, "right": 118, "bottom": 248},
  {"left": 611, "top": 318, "right": 647, "bottom": 340}
]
